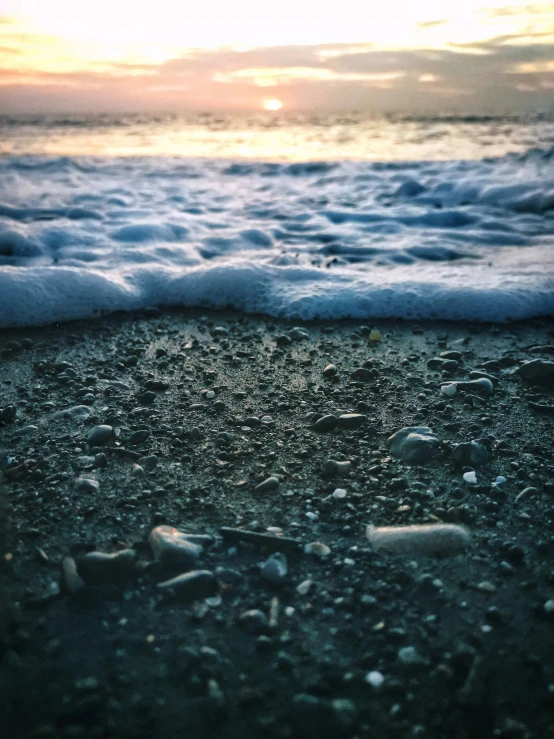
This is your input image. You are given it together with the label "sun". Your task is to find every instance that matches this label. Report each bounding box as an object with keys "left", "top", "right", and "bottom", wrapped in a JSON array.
[{"left": 262, "top": 99, "right": 283, "bottom": 111}]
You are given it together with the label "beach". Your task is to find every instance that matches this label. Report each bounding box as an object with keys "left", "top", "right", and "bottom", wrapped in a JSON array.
[{"left": 1, "top": 307, "right": 553, "bottom": 738}]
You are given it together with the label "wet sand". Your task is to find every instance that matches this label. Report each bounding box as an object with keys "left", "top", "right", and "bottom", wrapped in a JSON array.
[{"left": 1, "top": 308, "right": 553, "bottom": 738}]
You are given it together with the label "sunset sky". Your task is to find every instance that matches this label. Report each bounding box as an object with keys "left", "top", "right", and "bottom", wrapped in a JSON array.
[{"left": 0, "top": 1, "right": 553, "bottom": 113}]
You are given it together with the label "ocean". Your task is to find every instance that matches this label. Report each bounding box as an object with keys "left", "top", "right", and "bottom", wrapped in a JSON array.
[{"left": 1, "top": 111, "right": 553, "bottom": 327}]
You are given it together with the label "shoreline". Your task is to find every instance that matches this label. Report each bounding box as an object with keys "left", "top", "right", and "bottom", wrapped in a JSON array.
[{"left": 1, "top": 307, "right": 554, "bottom": 738}]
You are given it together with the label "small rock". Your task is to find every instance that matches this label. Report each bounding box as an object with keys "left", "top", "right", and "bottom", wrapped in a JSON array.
[
  {"left": 323, "top": 364, "right": 338, "bottom": 378},
  {"left": 129, "top": 429, "right": 150, "bottom": 445},
  {"left": 304, "top": 542, "right": 331, "bottom": 558},
  {"left": 452, "top": 440, "right": 490, "bottom": 467},
  {"left": 255, "top": 476, "right": 279, "bottom": 492},
  {"left": 517, "top": 359, "right": 554, "bottom": 385},
  {"left": 86, "top": 425, "right": 113, "bottom": 447},
  {"left": 148, "top": 525, "right": 206, "bottom": 568},
  {"left": 157, "top": 570, "right": 217, "bottom": 599},
  {"left": 365, "top": 671, "right": 385, "bottom": 688},
  {"left": 297, "top": 579, "right": 313, "bottom": 595},
  {"left": 78, "top": 549, "right": 137, "bottom": 585},
  {"left": 463, "top": 471, "right": 478, "bottom": 484},
  {"left": 261, "top": 553, "right": 288, "bottom": 584},
  {"left": 238, "top": 609, "right": 268, "bottom": 634},
  {"left": 338, "top": 413, "right": 367, "bottom": 429},
  {"left": 137, "top": 455, "right": 158, "bottom": 471},
  {"left": 441, "top": 384, "right": 457, "bottom": 397},
  {"left": 314, "top": 414, "right": 338, "bottom": 432},
  {"left": 12, "top": 425, "right": 38, "bottom": 437},
  {"left": 61, "top": 557, "right": 85, "bottom": 594},
  {"left": 367, "top": 523, "right": 470, "bottom": 556},
  {"left": 52, "top": 405, "right": 92, "bottom": 421},
  {"left": 350, "top": 368, "right": 374, "bottom": 382},
  {"left": 321, "top": 459, "right": 351, "bottom": 477},
  {"left": 73, "top": 477, "right": 99, "bottom": 493},
  {"left": 386, "top": 426, "right": 438, "bottom": 464}
]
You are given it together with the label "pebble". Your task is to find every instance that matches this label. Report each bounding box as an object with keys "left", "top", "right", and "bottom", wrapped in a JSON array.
[
  {"left": 366, "top": 523, "right": 470, "bottom": 555},
  {"left": 157, "top": 570, "right": 217, "bottom": 599},
  {"left": 137, "top": 455, "right": 158, "bottom": 471},
  {"left": 78, "top": 549, "right": 137, "bottom": 585},
  {"left": 338, "top": 413, "right": 367, "bottom": 429},
  {"left": 452, "top": 440, "right": 490, "bottom": 467},
  {"left": 314, "top": 414, "right": 338, "bottom": 432},
  {"left": 52, "top": 405, "right": 92, "bottom": 421},
  {"left": 441, "top": 383, "right": 457, "bottom": 397},
  {"left": 332, "top": 488, "right": 347, "bottom": 499},
  {"left": 129, "top": 429, "right": 150, "bottom": 445},
  {"left": 260, "top": 553, "right": 288, "bottom": 584},
  {"left": 131, "top": 464, "right": 145, "bottom": 477},
  {"left": 289, "top": 327, "right": 309, "bottom": 341},
  {"left": 148, "top": 525, "right": 205, "bottom": 568},
  {"left": 304, "top": 542, "right": 331, "bottom": 558},
  {"left": 322, "top": 459, "right": 351, "bottom": 477},
  {"left": 73, "top": 477, "right": 100, "bottom": 493},
  {"left": 350, "top": 367, "right": 374, "bottom": 382},
  {"left": 296, "top": 579, "right": 313, "bottom": 595},
  {"left": 1, "top": 405, "right": 17, "bottom": 421},
  {"left": 94, "top": 453, "right": 107, "bottom": 468},
  {"left": 86, "top": 425, "right": 113, "bottom": 447},
  {"left": 238, "top": 609, "right": 268, "bottom": 634},
  {"left": 544, "top": 599, "right": 554, "bottom": 616},
  {"left": 365, "top": 671, "right": 385, "bottom": 688},
  {"left": 517, "top": 359, "right": 554, "bottom": 384},
  {"left": 323, "top": 364, "right": 337, "bottom": 378},
  {"left": 386, "top": 426, "right": 438, "bottom": 464},
  {"left": 61, "top": 557, "right": 85, "bottom": 594},
  {"left": 255, "top": 476, "right": 280, "bottom": 492},
  {"left": 463, "top": 471, "right": 478, "bottom": 484},
  {"left": 13, "top": 425, "right": 38, "bottom": 437}
]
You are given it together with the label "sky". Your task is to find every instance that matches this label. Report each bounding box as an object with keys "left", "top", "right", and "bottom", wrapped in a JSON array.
[{"left": 0, "top": 1, "right": 553, "bottom": 113}]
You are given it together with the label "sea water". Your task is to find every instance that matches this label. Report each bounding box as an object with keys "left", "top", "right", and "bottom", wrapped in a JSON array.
[{"left": 0, "top": 112, "right": 553, "bottom": 327}]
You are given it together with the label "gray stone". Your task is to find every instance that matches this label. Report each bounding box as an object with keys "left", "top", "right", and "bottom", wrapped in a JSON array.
[
  {"left": 157, "top": 570, "right": 217, "bottom": 599},
  {"left": 454, "top": 378, "right": 494, "bottom": 396},
  {"left": 86, "top": 425, "right": 113, "bottom": 447},
  {"left": 61, "top": 557, "right": 85, "bottom": 594},
  {"left": 517, "top": 359, "right": 554, "bottom": 385},
  {"left": 338, "top": 413, "right": 367, "bottom": 429},
  {"left": 52, "top": 405, "right": 92, "bottom": 421},
  {"left": 129, "top": 429, "right": 150, "bottom": 445},
  {"left": 367, "top": 523, "right": 470, "bottom": 555},
  {"left": 73, "top": 477, "right": 100, "bottom": 493},
  {"left": 323, "top": 364, "right": 338, "bottom": 378},
  {"left": 261, "top": 553, "right": 288, "bottom": 584},
  {"left": 452, "top": 439, "right": 490, "bottom": 467},
  {"left": 149, "top": 525, "right": 204, "bottom": 568},
  {"left": 314, "top": 414, "right": 338, "bottom": 432},
  {"left": 137, "top": 455, "right": 158, "bottom": 471},
  {"left": 78, "top": 549, "right": 137, "bottom": 585},
  {"left": 238, "top": 609, "right": 268, "bottom": 633},
  {"left": 386, "top": 426, "right": 438, "bottom": 464},
  {"left": 255, "top": 476, "right": 280, "bottom": 492}
]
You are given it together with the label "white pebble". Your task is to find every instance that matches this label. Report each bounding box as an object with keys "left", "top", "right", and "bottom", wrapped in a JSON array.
[
  {"left": 285, "top": 606, "right": 295, "bottom": 617},
  {"left": 296, "top": 579, "right": 313, "bottom": 595},
  {"left": 332, "top": 488, "right": 347, "bottom": 499},
  {"left": 205, "top": 390, "right": 215, "bottom": 399},
  {"left": 365, "top": 671, "right": 385, "bottom": 688},
  {"left": 463, "top": 471, "right": 477, "bottom": 484},
  {"left": 440, "top": 384, "right": 457, "bottom": 397}
]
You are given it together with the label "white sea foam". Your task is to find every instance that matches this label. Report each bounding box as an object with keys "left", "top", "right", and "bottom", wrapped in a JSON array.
[{"left": 0, "top": 143, "right": 553, "bottom": 327}]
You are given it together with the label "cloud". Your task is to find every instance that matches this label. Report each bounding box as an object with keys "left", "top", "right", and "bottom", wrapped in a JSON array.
[{"left": 1, "top": 31, "right": 554, "bottom": 113}]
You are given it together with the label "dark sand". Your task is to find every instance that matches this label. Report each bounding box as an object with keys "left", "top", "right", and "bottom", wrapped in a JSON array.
[{"left": 1, "top": 308, "right": 554, "bottom": 739}]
